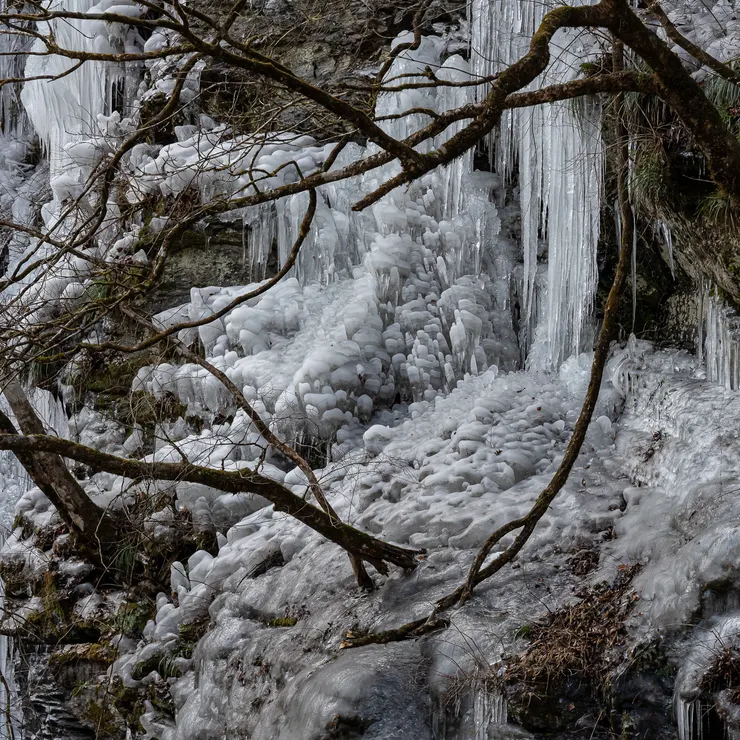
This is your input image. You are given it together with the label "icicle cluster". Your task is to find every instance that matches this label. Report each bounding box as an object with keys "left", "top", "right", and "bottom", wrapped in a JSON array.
[
  {"left": 699, "top": 284, "right": 740, "bottom": 390},
  {"left": 20, "top": 0, "right": 140, "bottom": 179},
  {"left": 470, "top": 0, "right": 603, "bottom": 368}
]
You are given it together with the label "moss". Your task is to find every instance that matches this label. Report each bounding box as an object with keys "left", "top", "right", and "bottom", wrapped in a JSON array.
[
  {"left": 106, "top": 675, "right": 147, "bottom": 732},
  {"left": 114, "top": 600, "right": 155, "bottom": 639},
  {"left": 114, "top": 389, "right": 188, "bottom": 428},
  {"left": 131, "top": 648, "right": 166, "bottom": 681},
  {"left": 579, "top": 62, "right": 600, "bottom": 75},
  {"left": 83, "top": 354, "right": 153, "bottom": 397},
  {"left": 177, "top": 615, "right": 210, "bottom": 644},
  {"left": 627, "top": 641, "right": 676, "bottom": 679},
  {"left": 80, "top": 698, "right": 122, "bottom": 739},
  {"left": 50, "top": 641, "right": 117, "bottom": 668},
  {"left": 34, "top": 571, "right": 67, "bottom": 639},
  {"left": 265, "top": 616, "right": 299, "bottom": 628},
  {"left": 132, "top": 647, "right": 188, "bottom": 682},
  {"left": 130, "top": 619, "right": 205, "bottom": 682},
  {"left": 193, "top": 528, "right": 219, "bottom": 555},
  {"left": 146, "top": 678, "right": 176, "bottom": 716}
]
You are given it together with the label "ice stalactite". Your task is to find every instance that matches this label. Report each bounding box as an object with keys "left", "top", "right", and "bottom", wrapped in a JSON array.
[
  {"left": 20, "top": 0, "right": 136, "bottom": 180},
  {"left": 631, "top": 205, "right": 638, "bottom": 331},
  {"left": 0, "top": 581, "right": 19, "bottom": 740},
  {"left": 243, "top": 203, "right": 277, "bottom": 282},
  {"left": 700, "top": 284, "right": 740, "bottom": 390},
  {"left": 470, "top": 0, "right": 603, "bottom": 368},
  {"left": 435, "top": 55, "right": 476, "bottom": 220},
  {"left": 0, "top": 394, "right": 31, "bottom": 739},
  {"left": 657, "top": 219, "right": 675, "bottom": 279},
  {"left": 0, "top": 0, "right": 30, "bottom": 138},
  {"left": 472, "top": 686, "right": 507, "bottom": 738},
  {"left": 676, "top": 698, "right": 703, "bottom": 740}
]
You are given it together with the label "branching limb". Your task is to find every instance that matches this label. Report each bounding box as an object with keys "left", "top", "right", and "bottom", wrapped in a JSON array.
[
  {"left": 117, "top": 186, "right": 381, "bottom": 587},
  {"left": 0, "top": 383, "right": 116, "bottom": 563},
  {"left": 647, "top": 1, "right": 740, "bottom": 84},
  {"left": 604, "top": 0, "right": 740, "bottom": 200},
  {"left": 353, "top": 1, "right": 610, "bottom": 210},
  {"left": 0, "top": 431, "right": 422, "bottom": 570},
  {"left": 171, "top": 341, "right": 379, "bottom": 588}
]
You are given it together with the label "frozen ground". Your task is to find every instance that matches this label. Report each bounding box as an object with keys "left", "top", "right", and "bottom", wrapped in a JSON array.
[{"left": 113, "top": 340, "right": 740, "bottom": 740}]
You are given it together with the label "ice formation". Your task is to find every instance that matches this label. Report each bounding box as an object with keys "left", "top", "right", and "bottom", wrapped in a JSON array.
[
  {"left": 0, "top": 389, "right": 66, "bottom": 738},
  {"left": 134, "top": 40, "right": 518, "bottom": 444},
  {"left": 2, "top": 0, "right": 740, "bottom": 736},
  {"left": 698, "top": 283, "right": 740, "bottom": 390},
  {"left": 20, "top": 0, "right": 139, "bottom": 178},
  {"left": 471, "top": 0, "right": 603, "bottom": 368}
]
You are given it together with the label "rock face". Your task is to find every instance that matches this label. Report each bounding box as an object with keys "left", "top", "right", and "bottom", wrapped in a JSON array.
[
  {"left": 198, "top": 0, "right": 464, "bottom": 136},
  {"left": 145, "top": 221, "right": 273, "bottom": 313},
  {"left": 15, "top": 644, "right": 100, "bottom": 740}
]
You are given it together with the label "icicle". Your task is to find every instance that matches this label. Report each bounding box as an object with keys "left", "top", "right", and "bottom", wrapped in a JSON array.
[
  {"left": 242, "top": 211, "right": 248, "bottom": 276},
  {"left": 472, "top": 0, "right": 603, "bottom": 369},
  {"left": 472, "top": 685, "right": 507, "bottom": 738},
  {"left": 21, "top": 0, "right": 131, "bottom": 178},
  {"left": 519, "top": 112, "right": 541, "bottom": 333},
  {"left": 676, "top": 697, "right": 702, "bottom": 740},
  {"left": 0, "top": 0, "right": 30, "bottom": 137},
  {"left": 659, "top": 219, "right": 675, "bottom": 279},
  {"left": 631, "top": 205, "right": 637, "bottom": 332},
  {"left": 436, "top": 55, "right": 474, "bottom": 219},
  {"left": 699, "top": 282, "right": 740, "bottom": 390},
  {"left": 696, "top": 283, "right": 705, "bottom": 366}
]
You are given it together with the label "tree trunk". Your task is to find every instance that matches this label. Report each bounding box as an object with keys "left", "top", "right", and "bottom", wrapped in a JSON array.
[{"left": 1, "top": 383, "right": 115, "bottom": 550}]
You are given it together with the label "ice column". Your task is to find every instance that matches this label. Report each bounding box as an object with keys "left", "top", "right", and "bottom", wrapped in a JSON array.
[
  {"left": 473, "top": 686, "right": 507, "bottom": 738},
  {"left": 0, "top": 395, "right": 29, "bottom": 739},
  {"left": 0, "top": 0, "right": 30, "bottom": 137},
  {"left": 436, "top": 55, "right": 475, "bottom": 219},
  {"left": 657, "top": 219, "right": 675, "bottom": 279},
  {"left": 0, "top": 389, "right": 65, "bottom": 737},
  {"left": 676, "top": 698, "right": 702, "bottom": 740},
  {"left": 471, "top": 0, "right": 603, "bottom": 368}
]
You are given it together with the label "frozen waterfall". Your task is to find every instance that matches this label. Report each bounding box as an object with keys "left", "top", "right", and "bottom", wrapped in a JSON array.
[
  {"left": 471, "top": 0, "right": 603, "bottom": 368},
  {"left": 5, "top": 0, "right": 740, "bottom": 737}
]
